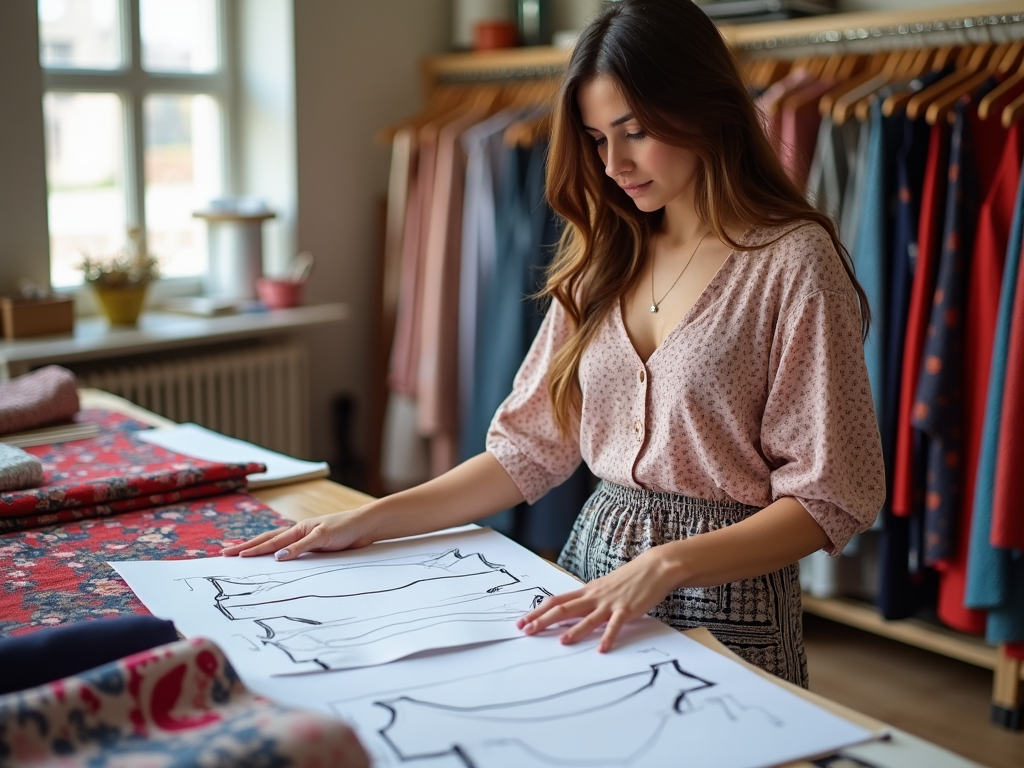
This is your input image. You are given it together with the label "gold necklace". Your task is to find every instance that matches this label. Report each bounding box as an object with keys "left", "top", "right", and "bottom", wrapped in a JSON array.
[{"left": 649, "top": 231, "right": 711, "bottom": 313}]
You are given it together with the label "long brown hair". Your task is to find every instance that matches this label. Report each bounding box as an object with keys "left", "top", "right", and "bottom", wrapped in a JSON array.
[{"left": 542, "top": 0, "right": 870, "bottom": 438}]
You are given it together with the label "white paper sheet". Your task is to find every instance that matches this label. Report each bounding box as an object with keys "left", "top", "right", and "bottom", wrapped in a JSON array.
[
  {"left": 245, "top": 618, "right": 876, "bottom": 768},
  {"left": 111, "top": 527, "right": 583, "bottom": 677},
  {"left": 136, "top": 423, "right": 330, "bottom": 488}
]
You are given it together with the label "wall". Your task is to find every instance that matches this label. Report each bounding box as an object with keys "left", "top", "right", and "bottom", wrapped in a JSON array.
[
  {"left": 292, "top": 0, "right": 450, "bottom": 470},
  {"left": 0, "top": 1, "right": 50, "bottom": 296}
]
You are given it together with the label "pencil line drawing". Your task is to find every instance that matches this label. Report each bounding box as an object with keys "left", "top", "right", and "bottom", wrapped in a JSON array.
[
  {"left": 180, "top": 549, "right": 552, "bottom": 670},
  {"left": 372, "top": 659, "right": 782, "bottom": 767}
]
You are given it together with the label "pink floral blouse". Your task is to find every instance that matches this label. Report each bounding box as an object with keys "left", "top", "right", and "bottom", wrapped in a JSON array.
[{"left": 486, "top": 222, "right": 886, "bottom": 555}]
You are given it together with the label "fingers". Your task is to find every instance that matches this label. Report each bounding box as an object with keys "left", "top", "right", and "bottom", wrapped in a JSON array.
[
  {"left": 221, "top": 526, "right": 295, "bottom": 557},
  {"left": 558, "top": 608, "right": 610, "bottom": 646},
  {"left": 271, "top": 523, "right": 335, "bottom": 561},
  {"left": 516, "top": 590, "right": 581, "bottom": 634},
  {"left": 598, "top": 612, "right": 627, "bottom": 653}
]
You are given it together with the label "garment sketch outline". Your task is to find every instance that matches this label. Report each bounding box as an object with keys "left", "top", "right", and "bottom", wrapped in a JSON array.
[
  {"left": 375, "top": 660, "right": 784, "bottom": 767},
  {"left": 253, "top": 586, "right": 552, "bottom": 670},
  {"left": 188, "top": 548, "right": 551, "bottom": 670}
]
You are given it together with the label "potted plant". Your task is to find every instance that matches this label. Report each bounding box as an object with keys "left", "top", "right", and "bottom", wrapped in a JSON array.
[{"left": 80, "top": 227, "right": 160, "bottom": 325}]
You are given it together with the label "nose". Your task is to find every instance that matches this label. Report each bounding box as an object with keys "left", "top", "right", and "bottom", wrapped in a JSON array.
[{"left": 602, "top": 139, "right": 632, "bottom": 178}]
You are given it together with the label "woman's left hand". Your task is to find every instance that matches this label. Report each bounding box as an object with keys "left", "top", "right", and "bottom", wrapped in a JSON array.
[{"left": 516, "top": 549, "right": 678, "bottom": 653}]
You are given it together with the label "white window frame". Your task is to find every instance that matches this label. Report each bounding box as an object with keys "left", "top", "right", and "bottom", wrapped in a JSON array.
[{"left": 41, "top": 0, "right": 238, "bottom": 296}]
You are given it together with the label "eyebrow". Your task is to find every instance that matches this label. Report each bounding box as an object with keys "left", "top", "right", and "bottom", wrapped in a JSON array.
[{"left": 582, "top": 112, "right": 635, "bottom": 131}]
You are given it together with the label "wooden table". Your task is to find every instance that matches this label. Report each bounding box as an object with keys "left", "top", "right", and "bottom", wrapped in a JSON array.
[{"left": 78, "top": 389, "right": 982, "bottom": 767}]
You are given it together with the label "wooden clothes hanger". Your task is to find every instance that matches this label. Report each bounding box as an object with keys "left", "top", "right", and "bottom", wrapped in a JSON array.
[
  {"left": 1001, "top": 48, "right": 1024, "bottom": 128},
  {"left": 824, "top": 51, "right": 895, "bottom": 124},
  {"left": 924, "top": 43, "right": 1008, "bottom": 125},
  {"left": 899, "top": 43, "right": 994, "bottom": 121},
  {"left": 374, "top": 84, "right": 468, "bottom": 145},
  {"left": 843, "top": 48, "right": 920, "bottom": 123},
  {"left": 882, "top": 45, "right": 963, "bottom": 118},
  {"left": 978, "top": 40, "right": 1024, "bottom": 120}
]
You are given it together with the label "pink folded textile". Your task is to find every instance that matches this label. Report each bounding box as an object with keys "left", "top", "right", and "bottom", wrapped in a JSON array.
[{"left": 0, "top": 365, "right": 80, "bottom": 435}]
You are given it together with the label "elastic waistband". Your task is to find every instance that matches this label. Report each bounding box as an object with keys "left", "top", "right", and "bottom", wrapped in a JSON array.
[{"left": 593, "top": 481, "right": 760, "bottom": 521}]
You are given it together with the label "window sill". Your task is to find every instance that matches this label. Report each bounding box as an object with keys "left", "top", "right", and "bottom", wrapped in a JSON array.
[{"left": 0, "top": 302, "right": 349, "bottom": 380}]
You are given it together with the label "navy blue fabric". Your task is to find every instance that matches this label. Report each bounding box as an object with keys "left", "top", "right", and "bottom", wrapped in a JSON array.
[
  {"left": 876, "top": 109, "right": 938, "bottom": 620},
  {"left": 911, "top": 98, "right": 981, "bottom": 566},
  {"left": 0, "top": 614, "right": 178, "bottom": 694},
  {"left": 466, "top": 141, "right": 592, "bottom": 551}
]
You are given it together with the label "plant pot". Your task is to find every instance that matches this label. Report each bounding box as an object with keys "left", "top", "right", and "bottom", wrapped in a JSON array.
[{"left": 93, "top": 284, "right": 149, "bottom": 325}]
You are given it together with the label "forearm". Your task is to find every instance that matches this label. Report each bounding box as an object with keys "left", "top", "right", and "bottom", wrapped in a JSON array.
[
  {"left": 652, "top": 496, "right": 830, "bottom": 589},
  {"left": 362, "top": 451, "right": 526, "bottom": 541}
]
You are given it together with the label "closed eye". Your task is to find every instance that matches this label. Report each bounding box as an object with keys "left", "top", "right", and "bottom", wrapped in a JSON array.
[{"left": 591, "top": 131, "right": 646, "bottom": 147}]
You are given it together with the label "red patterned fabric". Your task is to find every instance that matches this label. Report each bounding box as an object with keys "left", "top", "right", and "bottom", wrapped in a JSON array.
[
  {"left": 0, "top": 409, "right": 264, "bottom": 532},
  {"left": 0, "top": 491, "right": 290, "bottom": 637},
  {"left": 0, "top": 636, "right": 370, "bottom": 767}
]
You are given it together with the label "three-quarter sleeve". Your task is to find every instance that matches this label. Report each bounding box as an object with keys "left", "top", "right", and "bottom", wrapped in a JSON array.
[
  {"left": 761, "top": 286, "right": 886, "bottom": 555},
  {"left": 486, "top": 301, "right": 584, "bottom": 504}
]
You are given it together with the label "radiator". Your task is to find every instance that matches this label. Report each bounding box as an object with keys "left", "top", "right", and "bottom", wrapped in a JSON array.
[{"left": 74, "top": 340, "right": 310, "bottom": 457}]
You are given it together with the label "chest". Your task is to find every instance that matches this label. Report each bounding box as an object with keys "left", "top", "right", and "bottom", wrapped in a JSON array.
[{"left": 621, "top": 239, "right": 735, "bottom": 362}]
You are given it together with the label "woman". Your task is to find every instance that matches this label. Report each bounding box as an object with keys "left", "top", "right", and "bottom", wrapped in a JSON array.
[{"left": 225, "top": 0, "right": 884, "bottom": 687}]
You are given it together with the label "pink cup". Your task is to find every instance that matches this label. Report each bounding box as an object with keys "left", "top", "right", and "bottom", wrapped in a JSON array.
[{"left": 256, "top": 277, "right": 304, "bottom": 309}]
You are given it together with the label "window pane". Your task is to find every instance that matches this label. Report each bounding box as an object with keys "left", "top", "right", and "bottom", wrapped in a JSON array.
[
  {"left": 39, "top": 0, "right": 122, "bottom": 70},
  {"left": 44, "top": 92, "right": 128, "bottom": 288},
  {"left": 140, "top": 0, "right": 218, "bottom": 73},
  {"left": 144, "top": 94, "right": 222, "bottom": 277}
]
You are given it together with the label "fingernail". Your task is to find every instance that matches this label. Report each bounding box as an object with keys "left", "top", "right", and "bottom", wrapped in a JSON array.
[{"left": 274, "top": 548, "right": 289, "bottom": 560}]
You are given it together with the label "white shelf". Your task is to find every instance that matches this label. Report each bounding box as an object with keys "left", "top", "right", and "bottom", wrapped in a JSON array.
[{"left": 0, "top": 303, "right": 349, "bottom": 379}]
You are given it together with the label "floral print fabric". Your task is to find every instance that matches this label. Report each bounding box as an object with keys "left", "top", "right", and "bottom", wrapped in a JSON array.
[
  {"left": 0, "top": 492, "right": 291, "bottom": 637},
  {"left": 0, "top": 636, "right": 369, "bottom": 767},
  {"left": 0, "top": 410, "right": 264, "bottom": 533}
]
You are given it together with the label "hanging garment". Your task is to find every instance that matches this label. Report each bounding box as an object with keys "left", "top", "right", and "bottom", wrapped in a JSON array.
[
  {"left": 911, "top": 98, "right": 980, "bottom": 571},
  {"left": 935, "top": 83, "right": 1020, "bottom": 635},
  {"left": 458, "top": 108, "right": 536, "bottom": 453},
  {"left": 755, "top": 68, "right": 816, "bottom": 153},
  {"left": 419, "top": 107, "right": 494, "bottom": 476},
  {"left": 779, "top": 79, "right": 835, "bottom": 190},
  {"left": 852, "top": 101, "right": 900, "bottom": 444},
  {"left": 806, "top": 116, "right": 861, "bottom": 226},
  {"left": 966, "top": 125, "right": 1024, "bottom": 646},
  {"left": 892, "top": 120, "right": 951, "bottom": 527},
  {"left": 469, "top": 141, "right": 590, "bottom": 551},
  {"left": 876, "top": 110, "right": 934, "bottom": 621},
  {"left": 840, "top": 118, "right": 872, "bottom": 255}
]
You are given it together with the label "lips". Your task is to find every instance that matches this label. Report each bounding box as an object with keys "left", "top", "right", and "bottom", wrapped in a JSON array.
[{"left": 620, "top": 181, "right": 652, "bottom": 196}]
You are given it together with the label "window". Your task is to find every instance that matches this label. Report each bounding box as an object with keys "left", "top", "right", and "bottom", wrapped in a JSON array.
[{"left": 39, "top": 0, "right": 231, "bottom": 289}]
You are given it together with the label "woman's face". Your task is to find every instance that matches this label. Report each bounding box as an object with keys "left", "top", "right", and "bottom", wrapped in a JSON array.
[{"left": 577, "top": 75, "right": 700, "bottom": 215}]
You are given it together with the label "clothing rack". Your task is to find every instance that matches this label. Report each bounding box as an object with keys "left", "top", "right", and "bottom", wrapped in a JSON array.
[
  {"left": 413, "top": 0, "right": 1024, "bottom": 730},
  {"left": 727, "top": 1, "right": 1024, "bottom": 53}
]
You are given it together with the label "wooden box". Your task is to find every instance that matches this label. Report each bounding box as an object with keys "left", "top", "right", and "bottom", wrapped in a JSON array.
[{"left": 0, "top": 296, "right": 75, "bottom": 340}]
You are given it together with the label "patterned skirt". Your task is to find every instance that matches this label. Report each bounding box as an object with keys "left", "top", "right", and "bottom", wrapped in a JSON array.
[{"left": 557, "top": 481, "right": 809, "bottom": 688}]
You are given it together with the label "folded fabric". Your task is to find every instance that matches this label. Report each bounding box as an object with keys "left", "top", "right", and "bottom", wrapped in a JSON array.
[
  {"left": 0, "top": 636, "right": 370, "bottom": 767},
  {"left": 0, "top": 442, "right": 43, "bottom": 491},
  {"left": 0, "top": 614, "right": 178, "bottom": 695},
  {"left": 1, "top": 491, "right": 291, "bottom": 637},
  {"left": 0, "top": 476, "right": 249, "bottom": 533},
  {"left": 0, "top": 427, "right": 265, "bottom": 530},
  {"left": 0, "top": 365, "right": 79, "bottom": 435}
]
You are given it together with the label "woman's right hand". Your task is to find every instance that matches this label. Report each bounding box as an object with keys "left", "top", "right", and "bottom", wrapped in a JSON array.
[{"left": 221, "top": 507, "right": 377, "bottom": 560}]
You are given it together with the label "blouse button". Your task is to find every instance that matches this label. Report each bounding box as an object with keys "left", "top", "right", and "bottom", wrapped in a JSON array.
[{"left": 639, "top": 369, "right": 645, "bottom": 383}]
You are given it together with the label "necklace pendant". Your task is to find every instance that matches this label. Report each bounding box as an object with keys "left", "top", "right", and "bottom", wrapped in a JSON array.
[{"left": 650, "top": 304, "right": 659, "bottom": 313}]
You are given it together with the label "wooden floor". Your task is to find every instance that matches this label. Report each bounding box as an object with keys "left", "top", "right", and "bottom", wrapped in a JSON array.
[{"left": 803, "top": 614, "right": 1024, "bottom": 768}]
